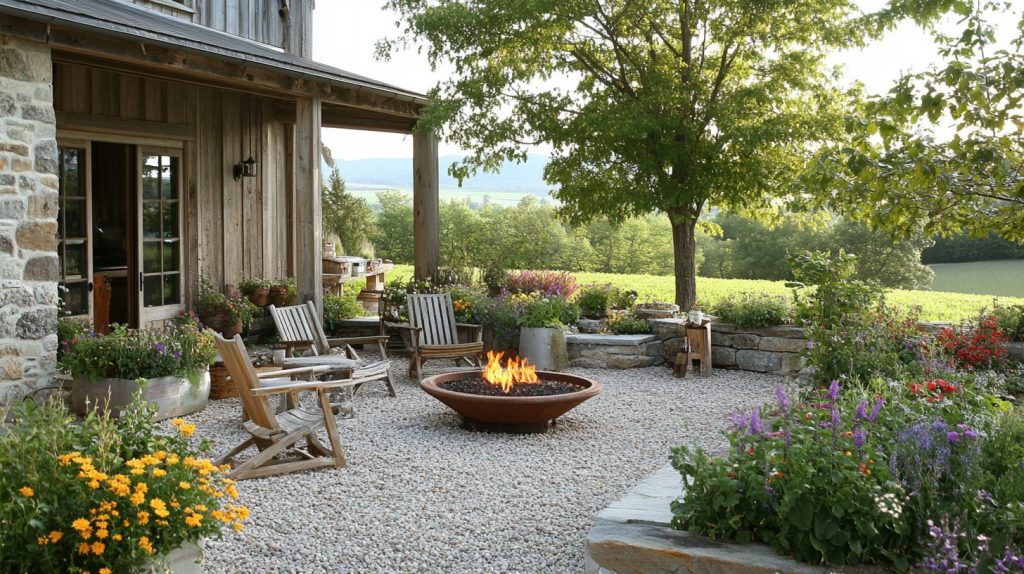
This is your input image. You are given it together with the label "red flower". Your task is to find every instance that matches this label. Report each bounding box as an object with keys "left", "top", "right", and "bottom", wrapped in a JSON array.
[
  {"left": 910, "top": 383, "right": 921, "bottom": 394},
  {"left": 927, "top": 381, "right": 937, "bottom": 392}
]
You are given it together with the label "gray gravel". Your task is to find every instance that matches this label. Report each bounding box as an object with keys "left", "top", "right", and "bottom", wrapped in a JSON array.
[{"left": 184, "top": 360, "right": 781, "bottom": 574}]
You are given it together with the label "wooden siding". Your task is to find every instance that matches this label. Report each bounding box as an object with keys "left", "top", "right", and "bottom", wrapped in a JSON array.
[{"left": 53, "top": 62, "right": 293, "bottom": 301}]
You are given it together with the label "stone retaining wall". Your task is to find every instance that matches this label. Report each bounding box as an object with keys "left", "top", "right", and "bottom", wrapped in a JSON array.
[{"left": 0, "top": 35, "right": 58, "bottom": 403}]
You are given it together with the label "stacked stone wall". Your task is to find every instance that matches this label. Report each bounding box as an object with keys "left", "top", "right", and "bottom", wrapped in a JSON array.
[{"left": 0, "top": 35, "right": 58, "bottom": 403}]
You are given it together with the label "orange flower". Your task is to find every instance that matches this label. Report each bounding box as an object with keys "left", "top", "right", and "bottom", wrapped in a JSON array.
[
  {"left": 18, "top": 486, "right": 33, "bottom": 497},
  {"left": 859, "top": 463, "right": 871, "bottom": 476}
]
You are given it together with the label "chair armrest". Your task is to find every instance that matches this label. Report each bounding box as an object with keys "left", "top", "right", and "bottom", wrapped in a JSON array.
[
  {"left": 251, "top": 378, "right": 360, "bottom": 396},
  {"left": 325, "top": 336, "right": 390, "bottom": 346},
  {"left": 387, "top": 323, "right": 420, "bottom": 333},
  {"left": 255, "top": 365, "right": 329, "bottom": 379}
]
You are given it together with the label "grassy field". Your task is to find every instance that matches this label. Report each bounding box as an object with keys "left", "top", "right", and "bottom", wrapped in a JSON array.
[
  {"left": 387, "top": 265, "right": 1024, "bottom": 323},
  {"left": 929, "top": 260, "right": 1024, "bottom": 298}
]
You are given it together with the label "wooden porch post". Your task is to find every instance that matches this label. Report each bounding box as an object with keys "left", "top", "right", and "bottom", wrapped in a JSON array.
[
  {"left": 294, "top": 97, "right": 323, "bottom": 316},
  {"left": 413, "top": 132, "right": 439, "bottom": 280}
]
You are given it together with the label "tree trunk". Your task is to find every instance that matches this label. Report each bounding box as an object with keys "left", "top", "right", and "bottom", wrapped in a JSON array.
[{"left": 670, "top": 212, "right": 698, "bottom": 310}]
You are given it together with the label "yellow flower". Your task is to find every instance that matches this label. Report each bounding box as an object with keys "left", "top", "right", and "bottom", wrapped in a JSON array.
[
  {"left": 178, "top": 424, "right": 196, "bottom": 437},
  {"left": 100, "top": 569, "right": 112, "bottom": 574},
  {"left": 170, "top": 418, "right": 185, "bottom": 427},
  {"left": 48, "top": 531, "right": 63, "bottom": 543},
  {"left": 137, "top": 511, "right": 150, "bottom": 525},
  {"left": 95, "top": 529, "right": 108, "bottom": 539},
  {"left": 77, "top": 541, "right": 90, "bottom": 554},
  {"left": 88, "top": 479, "right": 101, "bottom": 489},
  {"left": 72, "top": 518, "right": 91, "bottom": 532},
  {"left": 178, "top": 481, "right": 191, "bottom": 490},
  {"left": 112, "top": 533, "right": 123, "bottom": 541},
  {"left": 36, "top": 536, "right": 48, "bottom": 545},
  {"left": 19, "top": 486, "right": 33, "bottom": 497},
  {"left": 185, "top": 514, "right": 202, "bottom": 527},
  {"left": 90, "top": 541, "right": 105, "bottom": 555},
  {"left": 139, "top": 536, "right": 154, "bottom": 554},
  {"left": 150, "top": 498, "right": 169, "bottom": 518},
  {"left": 151, "top": 468, "right": 167, "bottom": 477},
  {"left": 233, "top": 522, "right": 244, "bottom": 532}
]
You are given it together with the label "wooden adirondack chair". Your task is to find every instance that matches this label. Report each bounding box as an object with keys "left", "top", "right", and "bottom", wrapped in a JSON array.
[
  {"left": 405, "top": 293, "right": 484, "bottom": 381},
  {"left": 213, "top": 334, "right": 356, "bottom": 480},
  {"left": 269, "top": 301, "right": 395, "bottom": 397}
]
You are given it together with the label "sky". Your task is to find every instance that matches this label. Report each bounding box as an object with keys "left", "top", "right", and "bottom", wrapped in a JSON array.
[{"left": 310, "top": 1, "right": 997, "bottom": 161}]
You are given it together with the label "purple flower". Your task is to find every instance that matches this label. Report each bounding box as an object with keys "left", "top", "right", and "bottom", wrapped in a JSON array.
[
  {"left": 154, "top": 343, "right": 166, "bottom": 353},
  {"left": 828, "top": 379, "right": 840, "bottom": 401},
  {"left": 173, "top": 351, "right": 182, "bottom": 359},
  {"left": 855, "top": 399, "right": 867, "bottom": 420},
  {"left": 977, "top": 490, "right": 994, "bottom": 502},
  {"left": 805, "top": 340, "right": 816, "bottom": 350},
  {"left": 868, "top": 397, "right": 884, "bottom": 423},
  {"left": 854, "top": 428, "right": 867, "bottom": 448},
  {"left": 774, "top": 384, "right": 790, "bottom": 414},
  {"left": 957, "top": 424, "right": 978, "bottom": 440},
  {"left": 831, "top": 408, "right": 841, "bottom": 430},
  {"left": 947, "top": 431, "right": 959, "bottom": 443},
  {"left": 748, "top": 407, "right": 763, "bottom": 436}
]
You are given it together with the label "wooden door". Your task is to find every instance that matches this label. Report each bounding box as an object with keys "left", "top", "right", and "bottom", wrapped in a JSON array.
[{"left": 137, "top": 148, "right": 185, "bottom": 327}]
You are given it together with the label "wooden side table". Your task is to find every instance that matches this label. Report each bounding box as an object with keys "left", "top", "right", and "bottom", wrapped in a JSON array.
[{"left": 675, "top": 322, "right": 712, "bottom": 376}]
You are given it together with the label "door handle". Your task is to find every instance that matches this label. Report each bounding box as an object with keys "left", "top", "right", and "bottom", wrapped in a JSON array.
[
  {"left": 139, "top": 272, "right": 143, "bottom": 292},
  {"left": 88, "top": 282, "right": 93, "bottom": 293}
]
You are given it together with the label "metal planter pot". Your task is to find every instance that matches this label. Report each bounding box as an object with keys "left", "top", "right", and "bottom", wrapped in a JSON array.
[
  {"left": 518, "top": 327, "right": 568, "bottom": 371},
  {"left": 71, "top": 370, "right": 211, "bottom": 421}
]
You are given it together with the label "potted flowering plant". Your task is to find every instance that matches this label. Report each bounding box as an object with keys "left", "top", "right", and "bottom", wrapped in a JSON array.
[
  {"left": 515, "top": 294, "right": 580, "bottom": 371},
  {"left": 61, "top": 319, "right": 217, "bottom": 421},
  {"left": 238, "top": 277, "right": 272, "bottom": 307},
  {"left": 195, "top": 279, "right": 256, "bottom": 338},
  {"left": 0, "top": 394, "right": 248, "bottom": 573}
]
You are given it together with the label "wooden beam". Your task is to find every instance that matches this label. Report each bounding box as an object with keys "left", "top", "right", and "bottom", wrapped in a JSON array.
[
  {"left": 56, "top": 111, "right": 196, "bottom": 141},
  {"left": 413, "top": 132, "right": 439, "bottom": 281},
  {"left": 294, "top": 97, "right": 323, "bottom": 316}
]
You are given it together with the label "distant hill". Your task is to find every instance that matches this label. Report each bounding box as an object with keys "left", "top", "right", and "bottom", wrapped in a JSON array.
[{"left": 321, "top": 155, "right": 553, "bottom": 195}]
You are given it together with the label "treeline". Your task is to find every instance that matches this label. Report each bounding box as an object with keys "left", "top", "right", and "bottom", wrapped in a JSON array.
[
  {"left": 922, "top": 234, "right": 1024, "bottom": 264},
  {"left": 325, "top": 179, "right": 938, "bottom": 289}
]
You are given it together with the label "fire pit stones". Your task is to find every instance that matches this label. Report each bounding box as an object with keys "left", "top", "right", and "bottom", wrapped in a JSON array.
[{"left": 420, "top": 370, "right": 603, "bottom": 433}]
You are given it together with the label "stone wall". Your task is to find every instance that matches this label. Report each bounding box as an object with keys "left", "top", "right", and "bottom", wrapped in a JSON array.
[{"left": 0, "top": 35, "right": 59, "bottom": 403}]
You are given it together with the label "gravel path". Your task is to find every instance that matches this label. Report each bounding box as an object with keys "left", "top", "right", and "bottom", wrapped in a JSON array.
[{"left": 185, "top": 361, "right": 781, "bottom": 574}]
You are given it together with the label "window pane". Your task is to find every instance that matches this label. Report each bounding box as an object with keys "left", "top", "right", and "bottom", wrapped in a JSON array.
[
  {"left": 143, "top": 241, "right": 161, "bottom": 273},
  {"left": 142, "top": 200, "right": 161, "bottom": 238},
  {"left": 64, "top": 198, "right": 86, "bottom": 238},
  {"left": 162, "top": 201, "right": 179, "bottom": 239},
  {"left": 163, "top": 274, "right": 180, "bottom": 305},
  {"left": 60, "top": 281, "right": 89, "bottom": 316},
  {"left": 64, "top": 242, "right": 86, "bottom": 279},
  {"left": 143, "top": 275, "right": 163, "bottom": 307},
  {"left": 143, "top": 156, "right": 161, "bottom": 199},
  {"left": 161, "top": 156, "right": 178, "bottom": 199},
  {"left": 61, "top": 148, "right": 83, "bottom": 198},
  {"left": 162, "top": 240, "right": 179, "bottom": 272}
]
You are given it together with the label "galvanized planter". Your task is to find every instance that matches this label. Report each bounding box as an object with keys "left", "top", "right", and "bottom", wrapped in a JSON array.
[
  {"left": 518, "top": 327, "right": 568, "bottom": 371},
  {"left": 71, "top": 370, "right": 211, "bottom": 421}
]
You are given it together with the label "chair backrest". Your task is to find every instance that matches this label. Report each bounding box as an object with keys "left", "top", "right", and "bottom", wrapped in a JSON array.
[
  {"left": 268, "top": 301, "right": 331, "bottom": 355},
  {"left": 406, "top": 293, "right": 459, "bottom": 346},
  {"left": 214, "top": 334, "right": 280, "bottom": 431}
]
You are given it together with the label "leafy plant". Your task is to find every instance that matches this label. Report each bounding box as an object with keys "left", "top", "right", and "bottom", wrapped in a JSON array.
[
  {"left": 237, "top": 277, "right": 271, "bottom": 296},
  {"left": 713, "top": 294, "right": 792, "bottom": 328},
  {"left": 991, "top": 302, "right": 1024, "bottom": 342},
  {"left": 577, "top": 284, "right": 637, "bottom": 319},
  {"left": 0, "top": 395, "right": 247, "bottom": 573},
  {"left": 936, "top": 316, "right": 1009, "bottom": 371},
  {"left": 322, "top": 293, "right": 368, "bottom": 333},
  {"left": 59, "top": 323, "right": 217, "bottom": 386},
  {"left": 516, "top": 294, "right": 579, "bottom": 329},
  {"left": 58, "top": 318, "right": 91, "bottom": 361},
  {"left": 604, "top": 313, "right": 651, "bottom": 335},
  {"left": 195, "top": 279, "right": 256, "bottom": 326}
]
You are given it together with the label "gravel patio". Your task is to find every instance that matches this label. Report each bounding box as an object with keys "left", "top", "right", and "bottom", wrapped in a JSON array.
[{"left": 186, "top": 361, "right": 780, "bottom": 574}]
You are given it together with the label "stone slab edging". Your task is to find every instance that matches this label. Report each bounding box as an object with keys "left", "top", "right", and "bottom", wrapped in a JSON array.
[
  {"left": 585, "top": 464, "right": 882, "bottom": 574},
  {"left": 566, "top": 334, "right": 658, "bottom": 346}
]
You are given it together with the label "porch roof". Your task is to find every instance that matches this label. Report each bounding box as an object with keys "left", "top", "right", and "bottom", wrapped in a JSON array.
[{"left": 0, "top": 0, "right": 428, "bottom": 107}]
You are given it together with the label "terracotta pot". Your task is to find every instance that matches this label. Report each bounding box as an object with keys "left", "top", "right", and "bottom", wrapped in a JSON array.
[
  {"left": 248, "top": 287, "right": 270, "bottom": 307},
  {"left": 268, "top": 285, "right": 293, "bottom": 306},
  {"left": 200, "top": 311, "right": 243, "bottom": 338}
]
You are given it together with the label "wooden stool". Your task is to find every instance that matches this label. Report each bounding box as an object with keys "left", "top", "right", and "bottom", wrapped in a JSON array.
[{"left": 679, "top": 323, "right": 712, "bottom": 376}]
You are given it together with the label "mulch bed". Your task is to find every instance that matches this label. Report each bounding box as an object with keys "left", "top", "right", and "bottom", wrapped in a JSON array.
[{"left": 440, "top": 377, "right": 583, "bottom": 397}]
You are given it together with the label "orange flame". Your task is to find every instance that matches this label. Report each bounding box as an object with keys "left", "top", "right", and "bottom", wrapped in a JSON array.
[{"left": 482, "top": 351, "right": 539, "bottom": 393}]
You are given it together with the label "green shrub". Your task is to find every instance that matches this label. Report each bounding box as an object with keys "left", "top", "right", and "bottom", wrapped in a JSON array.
[
  {"left": 0, "top": 396, "right": 247, "bottom": 573},
  {"left": 605, "top": 313, "right": 651, "bottom": 335},
  {"left": 712, "top": 294, "right": 791, "bottom": 327},
  {"left": 323, "top": 293, "right": 368, "bottom": 333},
  {"left": 577, "top": 284, "right": 637, "bottom": 319},
  {"left": 991, "top": 302, "right": 1024, "bottom": 342},
  {"left": 515, "top": 294, "right": 580, "bottom": 328},
  {"left": 57, "top": 318, "right": 90, "bottom": 361}
]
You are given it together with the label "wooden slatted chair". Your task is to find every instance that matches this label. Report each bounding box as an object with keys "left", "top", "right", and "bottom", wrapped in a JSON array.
[
  {"left": 269, "top": 301, "right": 395, "bottom": 397},
  {"left": 405, "top": 292, "right": 484, "bottom": 381},
  {"left": 213, "top": 334, "right": 356, "bottom": 480}
]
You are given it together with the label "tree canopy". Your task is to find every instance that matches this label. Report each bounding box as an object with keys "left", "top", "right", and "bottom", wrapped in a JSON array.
[
  {"left": 322, "top": 169, "right": 375, "bottom": 257},
  {"left": 802, "top": 2, "right": 1024, "bottom": 243},
  {"left": 379, "top": 0, "right": 952, "bottom": 307}
]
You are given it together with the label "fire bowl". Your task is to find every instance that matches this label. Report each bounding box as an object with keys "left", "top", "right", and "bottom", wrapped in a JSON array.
[{"left": 420, "top": 371, "right": 603, "bottom": 433}]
